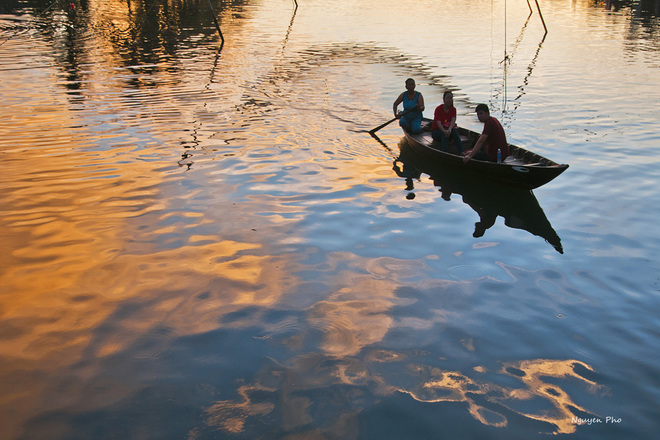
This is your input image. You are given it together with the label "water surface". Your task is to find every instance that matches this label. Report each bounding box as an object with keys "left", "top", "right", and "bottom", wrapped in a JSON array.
[{"left": 1, "top": 0, "right": 659, "bottom": 438}]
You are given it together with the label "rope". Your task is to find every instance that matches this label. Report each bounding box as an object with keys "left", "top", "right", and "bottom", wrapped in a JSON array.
[{"left": 503, "top": 0, "right": 508, "bottom": 116}]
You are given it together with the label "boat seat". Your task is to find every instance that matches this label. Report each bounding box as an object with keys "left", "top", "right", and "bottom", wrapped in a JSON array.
[
  {"left": 503, "top": 156, "right": 524, "bottom": 165},
  {"left": 505, "top": 159, "right": 543, "bottom": 167}
]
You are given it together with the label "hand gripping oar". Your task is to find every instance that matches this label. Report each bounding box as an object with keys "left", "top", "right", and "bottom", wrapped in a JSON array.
[{"left": 368, "top": 107, "right": 416, "bottom": 135}]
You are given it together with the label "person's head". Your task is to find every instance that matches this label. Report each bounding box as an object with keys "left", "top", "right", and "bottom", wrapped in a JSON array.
[
  {"left": 441, "top": 188, "right": 451, "bottom": 201},
  {"left": 475, "top": 103, "right": 490, "bottom": 122},
  {"left": 473, "top": 221, "right": 487, "bottom": 238},
  {"left": 405, "top": 78, "right": 416, "bottom": 91},
  {"left": 443, "top": 91, "right": 454, "bottom": 107}
]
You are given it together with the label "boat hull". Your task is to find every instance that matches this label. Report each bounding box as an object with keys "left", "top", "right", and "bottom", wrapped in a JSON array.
[{"left": 403, "top": 119, "right": 568, "bottom": 190}]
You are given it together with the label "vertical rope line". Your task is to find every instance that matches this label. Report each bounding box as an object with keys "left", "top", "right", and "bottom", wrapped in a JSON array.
[
  {"left": 491, "top": 0, "right": 494, "bottom": 108},
  {"left": 503, "top": 0, "right": 508, "bottom": 116}
]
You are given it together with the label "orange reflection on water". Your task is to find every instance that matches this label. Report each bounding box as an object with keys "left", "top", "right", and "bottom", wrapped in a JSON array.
[
  {"left": 201, "top": 384, "right": 277, "bottom": 434},
  {"left": 498, "top": 359, "right": 602, "bottom": 434},
  {"left": 197, "top": 354, "right": 601, "bottom": 437},
  {"left": 400, "top": 358, "right": 601, "bottom": 434},
  {"left": 400, "top": 368, "right": 508, "bottom": 427},
  {"left": 0, "top": 136, "right": 294, "bottom": 437},
  {"left": 1, "top": 223, "right": 291, "bottom": 436},
  {"left": 308, "top": 273, "right": 397, "bottom": 357}
]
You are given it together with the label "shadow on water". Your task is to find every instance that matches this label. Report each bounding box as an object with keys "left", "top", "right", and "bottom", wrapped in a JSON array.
[{"left": 392, "top": 138, "right": 563, "bottom": 254}]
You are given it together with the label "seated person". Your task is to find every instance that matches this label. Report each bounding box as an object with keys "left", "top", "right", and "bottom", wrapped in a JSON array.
[
  {"left": 463, "top": 103, "right": 510, "bottom": 163},
  {"left": 431, "top": 91, "right": 463, "bottom": 154},
  {"left": 393, "top": 78, "right": 425, "bottom": 134}
]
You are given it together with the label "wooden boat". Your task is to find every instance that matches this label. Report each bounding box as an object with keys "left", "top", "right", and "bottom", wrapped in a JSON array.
[
  {"left": 402, "top": 118, "right": 568, "bottom": 189},
  {"left": 395, "top": 140, "right": 563, "bottom": 253}
]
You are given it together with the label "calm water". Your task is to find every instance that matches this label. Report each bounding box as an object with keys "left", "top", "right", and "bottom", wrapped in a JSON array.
[{"left": 1, "top": 0, "right": 660, "bottom": 438}]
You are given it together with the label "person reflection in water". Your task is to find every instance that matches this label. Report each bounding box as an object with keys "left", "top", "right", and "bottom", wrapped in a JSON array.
[
  {"left": 461, "top": 192, "right": 498, "bottom": 237},
  {"left": 432, "top": 91, "right": 463, "bottom": 154},
  {"left": 393, "top": 78, "right": 425, "bottom": 134},
  {"left": 433, "top": 178, "right": 496, "bottom": 236},
  {"left": 463, "top": 103, "right": 509, "bottom": 163},
  {"left": 472, "top": 212, "right": 497, "bottom": 237},
  {"left": 393, "top": 158, "right": 421, "bottom": 199}
]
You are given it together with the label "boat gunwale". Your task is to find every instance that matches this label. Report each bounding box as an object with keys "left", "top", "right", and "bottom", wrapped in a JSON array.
[
  {"left": 406, "top": 119, "right": 567, "bottom": 169},
  {"left": 401, "top": 119, "right": 569, "bottom": 189}
]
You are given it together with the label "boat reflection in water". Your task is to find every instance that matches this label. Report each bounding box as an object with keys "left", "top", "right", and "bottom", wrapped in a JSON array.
[{"left": 394, "top": 139, "right": 563, "bottom": 253}]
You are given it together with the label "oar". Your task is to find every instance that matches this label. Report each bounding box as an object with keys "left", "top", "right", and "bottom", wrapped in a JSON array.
[
  {"left": 368, "top": 107, "right": 416, "bottom": 135},
  {"left": 368, "top": 130, "right": 398, "bottom": 160}
]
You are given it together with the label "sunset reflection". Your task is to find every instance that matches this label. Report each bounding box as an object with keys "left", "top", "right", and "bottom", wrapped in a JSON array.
[
  {"left": 197, "top": 352, "right": 602, "bottom": 436},
  {"left": 308, "top": 275, "right": 397, "bottom": 357},
  {"left": 397, "top": 359, "right": 601, "bottom": 434},
  {"left": 498, "top": 359, "right": 601, "bottom": 434}
]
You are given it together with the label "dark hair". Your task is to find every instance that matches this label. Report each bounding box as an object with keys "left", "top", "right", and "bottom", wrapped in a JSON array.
[
  {"left": 405, "top": 78, "right": 415, "bottom": 85},
  {"left": 475, "top": 103, "right": 489, "bottom": 114},
  {"left": 443, "top": 90, "right": 453, "bottom": 99}
]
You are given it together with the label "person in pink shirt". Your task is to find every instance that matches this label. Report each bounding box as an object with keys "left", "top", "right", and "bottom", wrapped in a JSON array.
[{"left": 431, "top": 91, "right": 463, "bottom": 154}]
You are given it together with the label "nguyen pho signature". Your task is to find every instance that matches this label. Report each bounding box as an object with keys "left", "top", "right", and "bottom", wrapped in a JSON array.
[{"left": 573, "top": 416, "right": 622, "bottom": 425}]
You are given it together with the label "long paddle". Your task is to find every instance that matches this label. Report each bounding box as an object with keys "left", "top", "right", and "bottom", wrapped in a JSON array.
[
  {"left": 368, "top": 130, "right": 398, "bottom": 160},
  {"left": 368, "top": 107, "right": 417, "bottom": 135}
]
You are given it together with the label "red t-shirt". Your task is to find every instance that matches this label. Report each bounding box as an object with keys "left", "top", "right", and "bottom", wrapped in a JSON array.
[
  {"left": 482, "top": 117, "right": 509, "bottom": 161},
  {"left": 431, "top": 105, "right": 456, "bottom": 131}
]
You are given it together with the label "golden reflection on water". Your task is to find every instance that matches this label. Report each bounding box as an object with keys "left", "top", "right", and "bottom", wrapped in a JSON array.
[
  {"left": 192, "top": 261, "right": 601, "bottom": 437},
  {"left": 0, "top": 112, "right": 295, "bottom": 435},
  {"left": 1, "top": 205, "right": 294, "bottom": 434},
  {"left": 401, "top": 359, "right": 601, "bottom": 434},
  {"left": 198, "top": 350, "right": 601, "bottom": 437},
  {"left": 499, "top": 359, "right": 601, "bottom": 434},
  {"left": 308, "top": 274, "right": 397, "bottom": 357},
  {"left": 202, "top": 384, "right": 276, "bottom": 434}
]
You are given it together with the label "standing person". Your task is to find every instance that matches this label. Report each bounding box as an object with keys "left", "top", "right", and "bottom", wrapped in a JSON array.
[
  {"left": 463, "top": 103, "right": 509, "bottom": 163},
  {"left": 393, "top": 78, "right": 425, "bottom": 134},
  {"left": 431, "top": 91, "right": 463, "bottom": 154}
]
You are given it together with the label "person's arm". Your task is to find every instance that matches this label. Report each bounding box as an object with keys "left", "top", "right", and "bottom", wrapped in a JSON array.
[
  {"left": 432, "top": 106, "right": 441, "bottom": 130},
  {"left": 443, "top": 116, "right": 456, "bottom": 136},
  {"left": 417, "top": 93, "right": 425, "bottom": 112},
  {"left": 448, "top": 107, "right": 458, "bottom": 133},
  {"left": 393, "top": 93, "right": 404, "bottom": 117},
  {"left": 463, "top": 133, "right": 487, "bottom": 163},
  {"left": 448, "top": 116, "right": 457, "bottom": 132}
]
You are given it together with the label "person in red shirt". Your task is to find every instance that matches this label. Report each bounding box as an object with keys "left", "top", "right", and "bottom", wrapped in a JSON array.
[
  {"left": 463, "top": 104, "right": 509, "bottom": 163},
  {"left": 431, "top": 91, "right": 463, "bottom": 154}
]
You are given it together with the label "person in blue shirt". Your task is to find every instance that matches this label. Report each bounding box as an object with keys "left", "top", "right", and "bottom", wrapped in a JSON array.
[{"left": 393, "top": 78, "right": 425, "bottom": 134}]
